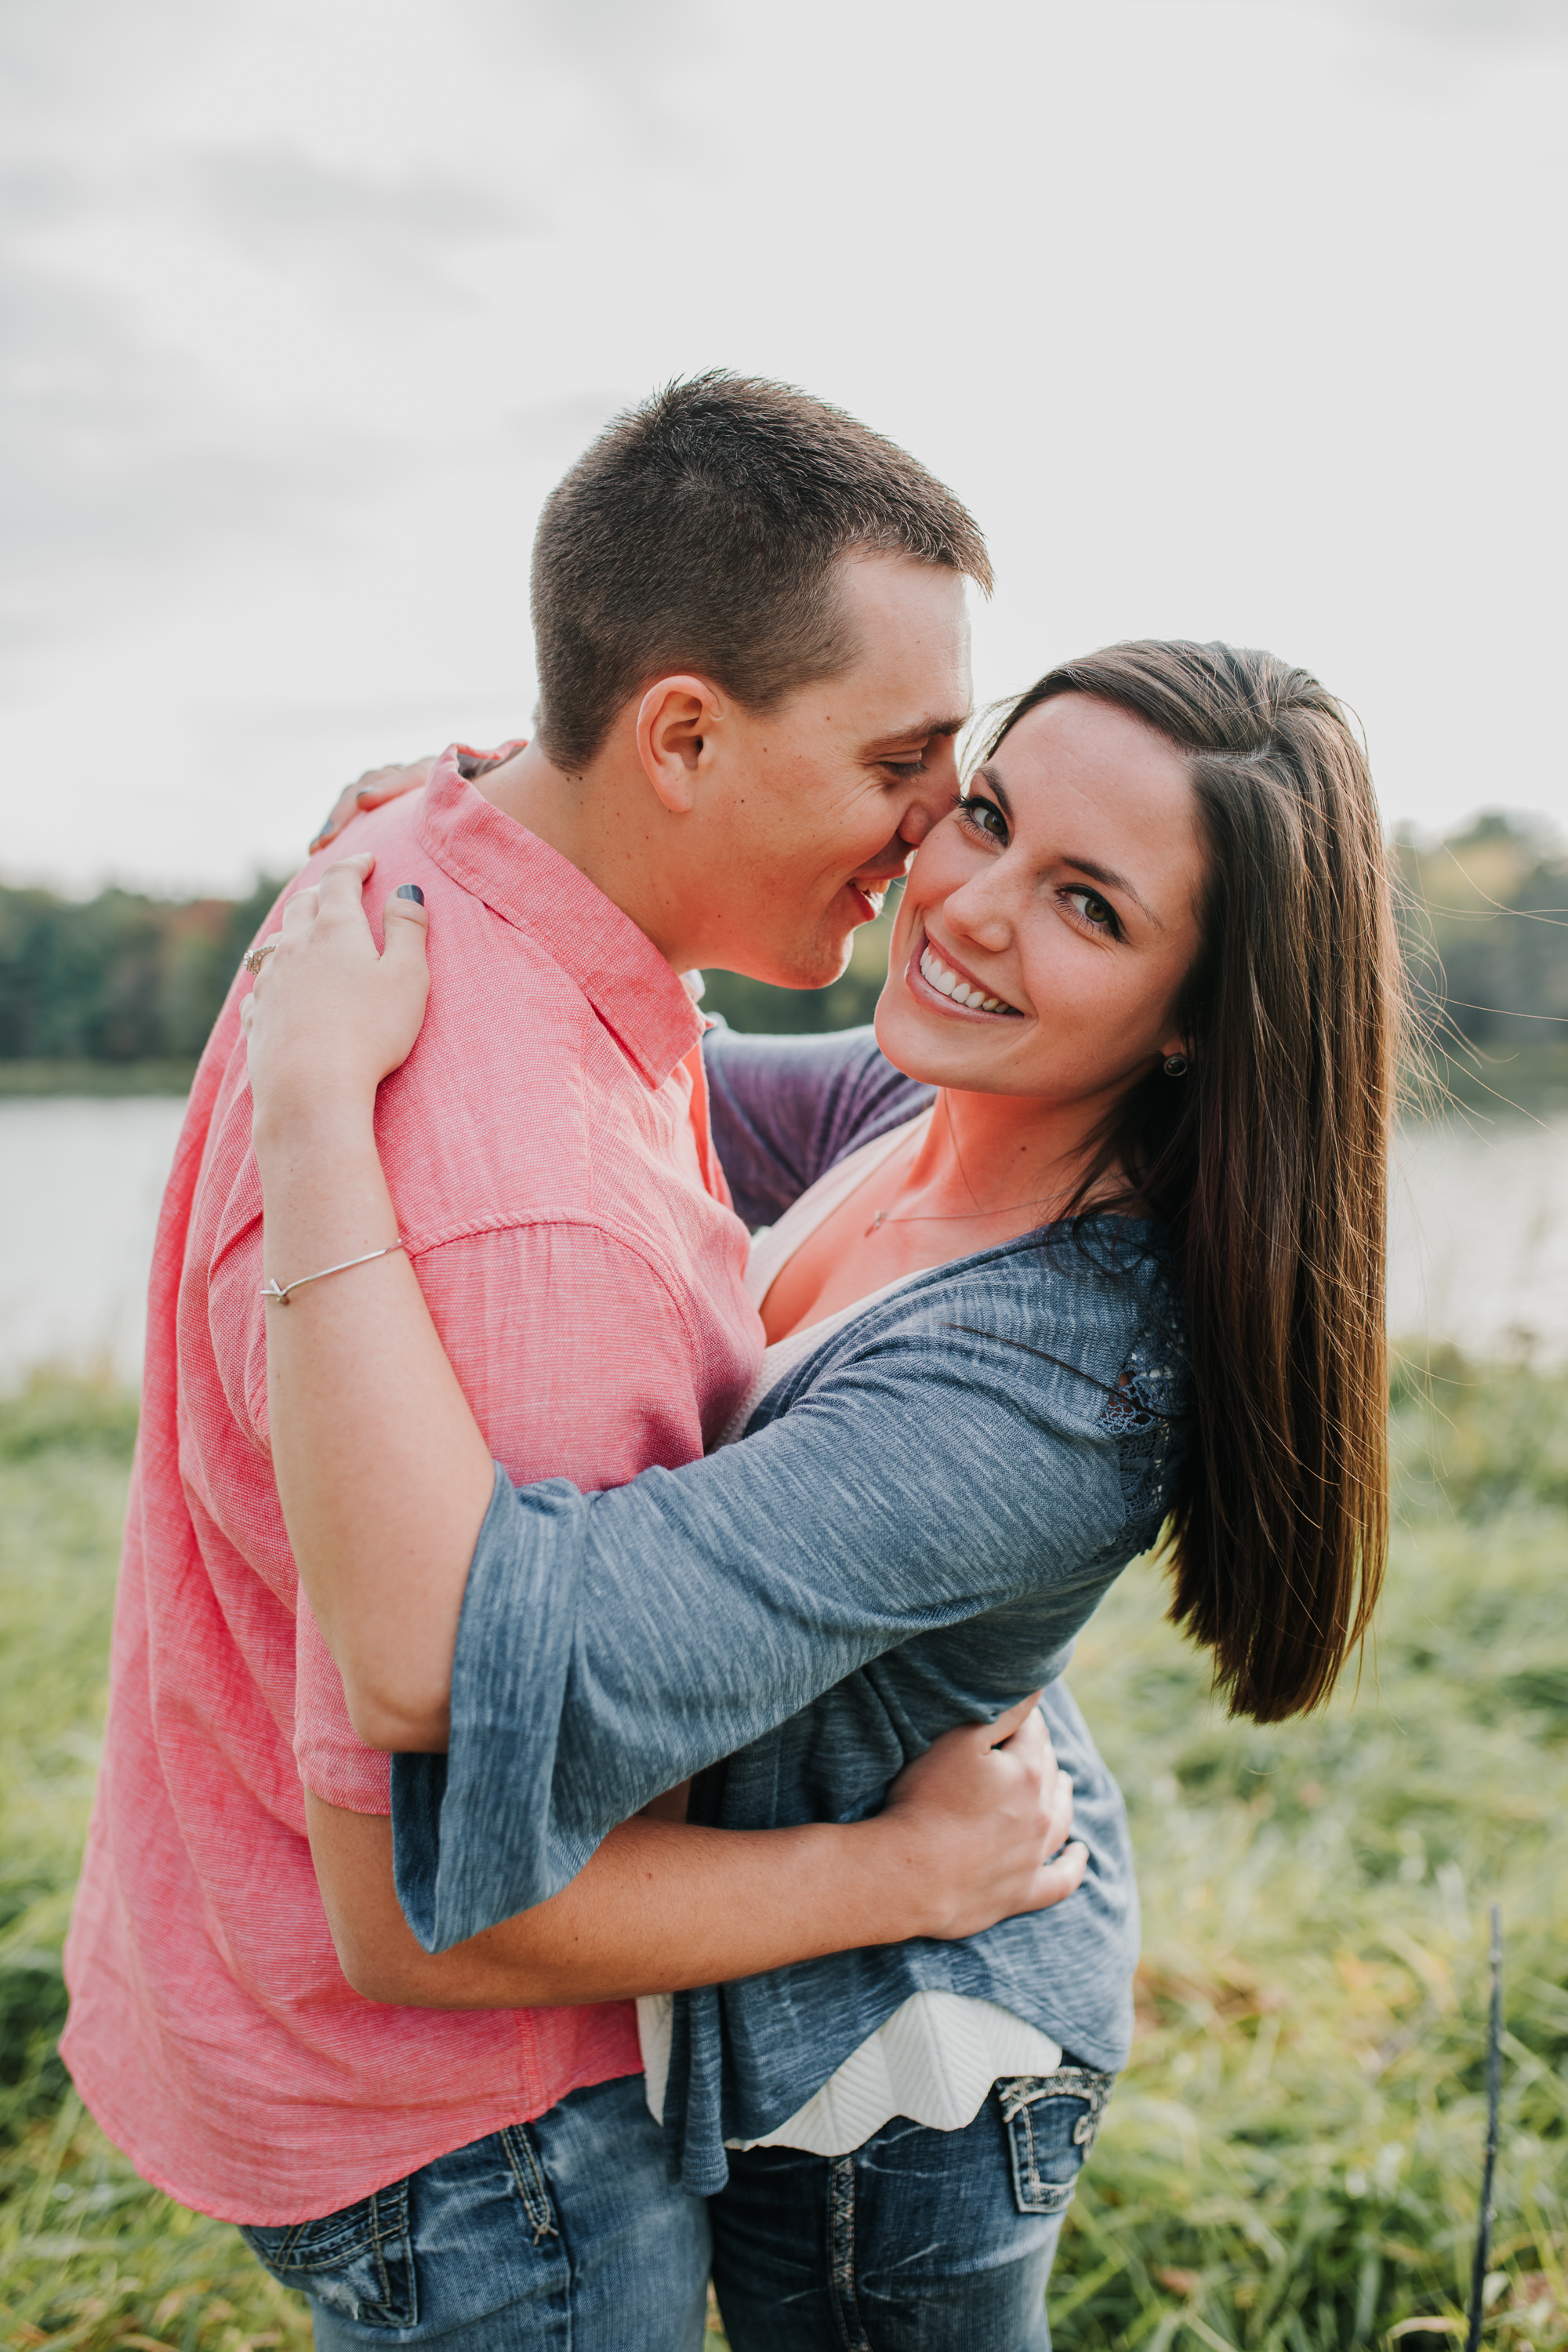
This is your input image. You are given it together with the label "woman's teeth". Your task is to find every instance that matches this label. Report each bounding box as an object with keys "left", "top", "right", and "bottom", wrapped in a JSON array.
[{"left": 919, "top": 943, "right": 1018, "bottom": 1015}]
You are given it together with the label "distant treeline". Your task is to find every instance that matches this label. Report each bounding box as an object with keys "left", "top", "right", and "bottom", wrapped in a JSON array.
[
  {"left": 0, "top": 875, "right": 282, "bottom": 1070},
  {"left": 2, "top": 815, "right": 1565, "bottom": 1087},
  {"left": 1395, "top": 814, "right": 1568, "bottom": 1053}
]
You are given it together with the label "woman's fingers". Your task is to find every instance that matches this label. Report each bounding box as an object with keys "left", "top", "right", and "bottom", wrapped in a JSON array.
[
  {"left": 245, "top": 886, "right": 317, "bottom": 1004},
  {"left": 383, "top": 883, "right": 429, "bottom": 941},
  {"left": 314, "top": 852, "right": 376, "bottom": 920},
  {"left": 310, "top": 759, "right": 434, "bottom": 852},
  {"left": 249, "top": 859, "right": 376, "bottom": 1013},
  {"left": 242, "top": 850, "right": 434, "bottom": 1126},
  {"left": 354, "top": 756, "right": 434, "bottom": 809},
  {"left": 278, "top": 883, "right": 321, "bottom": 940},
  {"left": 310, "top": 787, "right": 362, "bottom": 854},
  {"left": 379, "top": 886, "right": 431, "bottom": 996}
]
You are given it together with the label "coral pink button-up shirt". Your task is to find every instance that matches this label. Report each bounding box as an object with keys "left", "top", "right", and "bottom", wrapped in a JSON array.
[{"left": 61, "top": 749, "right": 761, "bottom": 2224}]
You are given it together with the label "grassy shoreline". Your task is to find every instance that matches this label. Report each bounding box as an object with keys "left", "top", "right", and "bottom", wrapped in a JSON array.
[{"left": 0, "top": 1370, "right": 1564, "bottom": 2348}]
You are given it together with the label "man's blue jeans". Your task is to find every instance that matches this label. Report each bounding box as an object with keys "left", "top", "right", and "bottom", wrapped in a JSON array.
[
  {"left": 238, "top": 2074, "right": 710, "bottom": 2349},
  {"left": 709, "top": 2068, "right": 1115, "bottom": 2352}
]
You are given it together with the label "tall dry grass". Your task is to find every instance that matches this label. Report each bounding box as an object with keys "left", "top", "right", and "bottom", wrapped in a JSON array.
[
  {"left": 0, "top": 1363, "right": 1563, "bottom": 2350},
  {"left": 1048, "top": 1349, "right": 1568, "bottom": 2346}
]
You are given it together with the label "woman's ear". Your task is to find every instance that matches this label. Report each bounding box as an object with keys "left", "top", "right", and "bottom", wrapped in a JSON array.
[{"left": 636, "top": 676, "right": 722, "bottom": 815}]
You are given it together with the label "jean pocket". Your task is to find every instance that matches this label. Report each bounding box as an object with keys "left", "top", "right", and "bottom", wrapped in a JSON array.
[
  {"left": 997, "top": 2067, "right": 1116, "bottom": 2216},
  {"left": 238, "top": 2176, "right": 416, "bottom": 2330}
]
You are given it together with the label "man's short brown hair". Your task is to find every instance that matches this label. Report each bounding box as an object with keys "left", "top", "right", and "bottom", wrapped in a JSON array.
[{"left": 529, "top": 372, "right": 992, "bottom": 773}]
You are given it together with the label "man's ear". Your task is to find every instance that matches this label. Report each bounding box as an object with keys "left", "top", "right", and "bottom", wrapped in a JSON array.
[{"left": 636, "top": 676, "right": 723, "bottom": 815}]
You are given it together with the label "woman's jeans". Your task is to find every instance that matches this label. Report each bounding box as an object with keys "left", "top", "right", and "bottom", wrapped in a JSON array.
[
  {"left": 237, "top": 2074, "right": 710, "bottom": 2350},
  {"left": 710, "top": 2067, "right": 1116, "bottom": 2352}
]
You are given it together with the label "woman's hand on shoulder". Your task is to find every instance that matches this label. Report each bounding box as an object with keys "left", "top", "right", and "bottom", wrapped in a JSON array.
[
  {"left": 877, "top": 1692, "right": 1087, "bottom": 1942},
  {"left": 310, "top": 758, "right": 436, "bottom": 854},
  {"left": 241, "top": 853, "right": 431, "bottom": 1151}
]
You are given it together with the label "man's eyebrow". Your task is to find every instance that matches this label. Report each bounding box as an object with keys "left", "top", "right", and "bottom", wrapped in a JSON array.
[
  {"left": 862, "top": 711, "right": 968, "bottom": 750},
  {"left": 973, "top": 763, "right": 1163, "bottom": 928}
]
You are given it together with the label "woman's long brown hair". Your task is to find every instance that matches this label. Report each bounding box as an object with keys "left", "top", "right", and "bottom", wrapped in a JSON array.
[{"left": 989, "top": 642, "right": 1404, "bottom": 1723}]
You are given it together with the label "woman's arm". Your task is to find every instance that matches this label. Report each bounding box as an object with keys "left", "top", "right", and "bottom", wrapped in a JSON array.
[
  {"left": 244, "top": 862, "right": 495, "bottom": 1748},
  {"left": 702, "top": 1025, "right": 932, "bottom": 1229},
  {"left": 311, "top": 1687, "right": 1076, "bottom": 2007},
  {"left": 244, "top": 862, "right": 1087, "bottom": 1990},
  {"left": 245, "top": 876, "right": 928, "bottom": 1745}
]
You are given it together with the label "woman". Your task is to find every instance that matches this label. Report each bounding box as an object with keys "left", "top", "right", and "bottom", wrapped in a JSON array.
[{"left": 243, "top": 641, "right": 1400, "bottom": 2348}]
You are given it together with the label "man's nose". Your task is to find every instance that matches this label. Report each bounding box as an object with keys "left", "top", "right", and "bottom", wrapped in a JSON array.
[{"left": 896, "top": 745, "right": 962, "bottom": 846}]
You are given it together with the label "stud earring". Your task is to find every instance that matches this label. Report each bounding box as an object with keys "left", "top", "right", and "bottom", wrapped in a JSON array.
[{"left": 1163, "top": 1053, "right": 1189, "bottom": 1078}]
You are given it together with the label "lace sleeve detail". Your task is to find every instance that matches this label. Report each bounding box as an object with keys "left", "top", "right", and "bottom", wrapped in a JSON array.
[{"left": 1100, "top": 1345, "right": 1189, "bottom": 1531}]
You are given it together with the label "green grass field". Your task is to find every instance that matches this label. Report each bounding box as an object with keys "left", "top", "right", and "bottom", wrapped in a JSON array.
[{"left": 1, "top": 1364, "right": 1564, "bottom": 2351}]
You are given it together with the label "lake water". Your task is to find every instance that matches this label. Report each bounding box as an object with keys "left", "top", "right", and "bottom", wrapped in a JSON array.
[
  {"left": 2, "top": 1097, "right": 1567, "bottom": 1389},
  {"left": 0, "top": 1098, "right": 191, "bottom": 1388}
]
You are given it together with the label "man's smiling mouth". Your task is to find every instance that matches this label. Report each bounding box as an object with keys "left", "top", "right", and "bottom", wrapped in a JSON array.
[{"left": 916, "top": 934, "right": 1023, "bottom": 1016}]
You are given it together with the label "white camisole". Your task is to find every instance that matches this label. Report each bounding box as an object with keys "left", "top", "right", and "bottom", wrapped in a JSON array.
[{"left": 637, "top": 1119, "right": 1062, "bottom": 2155}]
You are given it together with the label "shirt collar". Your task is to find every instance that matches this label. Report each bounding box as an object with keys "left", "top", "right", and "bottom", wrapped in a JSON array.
[{"left": 416, "top": 744, "right": 704, "bottom": 1088}]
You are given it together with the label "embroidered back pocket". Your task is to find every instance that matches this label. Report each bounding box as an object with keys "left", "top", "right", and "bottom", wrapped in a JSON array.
[
  {"left": 998, "top": 2067, "right": 1115, "bottom": 2216},
  {"left": 239, "top": 2175, "right": 416, "bottom": 2330}
]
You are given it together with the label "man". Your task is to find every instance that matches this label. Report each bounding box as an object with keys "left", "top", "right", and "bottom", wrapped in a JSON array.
[{"left": 61, "top": 375, "right": 996, "bottom": 2347}]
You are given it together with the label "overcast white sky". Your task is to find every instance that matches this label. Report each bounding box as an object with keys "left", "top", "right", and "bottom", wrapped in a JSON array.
[{"left": 2, "top": 0, "right": 1565, "bottom": 897}]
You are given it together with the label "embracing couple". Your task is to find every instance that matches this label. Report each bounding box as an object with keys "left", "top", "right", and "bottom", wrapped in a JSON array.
[{"left": 63, "top": 375, "right": 1399, "bottom": 2350}]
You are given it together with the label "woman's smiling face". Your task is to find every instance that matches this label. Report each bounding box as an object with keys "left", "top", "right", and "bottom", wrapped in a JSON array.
[{"left": 875, "top": 691, "right": 1207, "bottom": 1104}]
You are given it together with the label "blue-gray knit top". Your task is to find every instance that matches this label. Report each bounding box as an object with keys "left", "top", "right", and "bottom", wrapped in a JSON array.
[{"left": 391, "top": 1028, "right": 1192, "bottom": 2194}]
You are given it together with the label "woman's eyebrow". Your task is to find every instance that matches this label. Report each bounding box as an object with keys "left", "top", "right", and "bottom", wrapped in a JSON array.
[
  {"left": 971, "top": 763, "right": 1013, "bottom": 815},
  {"left": 1063, "top": 855, "right": 1163, "bottom": 931},
  {"left": 976, "top": 764, "right": 1163, "bottom": 927}
]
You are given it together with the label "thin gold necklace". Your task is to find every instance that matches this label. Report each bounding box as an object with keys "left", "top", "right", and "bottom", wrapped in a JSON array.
[
  {"left": 862, "top": 1112, "right": 1080, "bottom": 1238},
  {"left": 864, "top": 1187, "right": 1077, "bottom": 1239}
]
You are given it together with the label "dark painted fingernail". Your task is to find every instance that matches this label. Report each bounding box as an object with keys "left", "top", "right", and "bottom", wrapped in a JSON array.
[{"left": 395, "top": 884, "right": 424, "bottom": 905}]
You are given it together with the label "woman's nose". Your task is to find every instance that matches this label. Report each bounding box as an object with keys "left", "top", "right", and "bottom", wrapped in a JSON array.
[{"left": 942, "top": 873, "right": 1013, "bottom": 954}]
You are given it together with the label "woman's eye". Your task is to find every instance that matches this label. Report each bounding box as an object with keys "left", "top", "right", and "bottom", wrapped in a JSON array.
[
  {"left": 957, "top": 794, "right": 1009, "bottom": 844},
  {"left": 1065, "top": 887, "right": 1119, "bottom": 935}
]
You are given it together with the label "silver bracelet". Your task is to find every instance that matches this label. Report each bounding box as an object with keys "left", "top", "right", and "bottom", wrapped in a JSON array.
[{"left": 260, "top": 1243, "right": 405, "bottom": 1305}]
